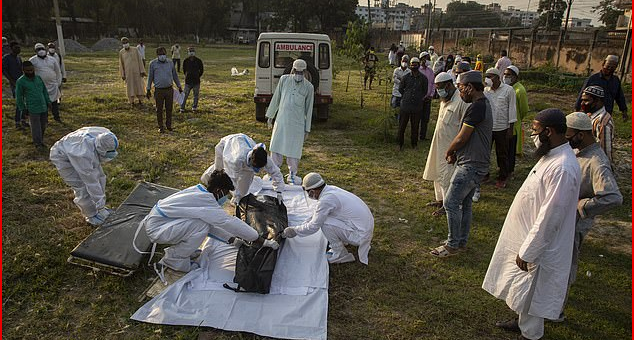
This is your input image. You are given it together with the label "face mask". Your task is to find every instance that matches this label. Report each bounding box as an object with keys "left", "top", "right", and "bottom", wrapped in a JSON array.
[
  {"left": 532, "top": 134, "right": 542, "bottom": 148},
  {"left": 188, "top": 52, "right": 195, "bottom": 56},
  {"left": 158, "top": 55, "right": 167, "bottom": 62},
  {"left": 425, "top": 60, "right": 431, "bottom": 67},
  {"left": 502, "top": 76, "right": 513, "bottom": 85},
  {"left": 48, "top": 48, "right": 56, "bottom": 54},
  {"left": 410, "top": 65, "right": 419, "bottom": 72},
  {"left": 104, "top": 150, "right": 118, "bottom": 160},
  {"left": 123, "top": 43, "right": 130, "bottom": 49},
  {"left": 567, "top": 132, "right": 582, "bottom": 149},
  {"left": 436, "top": 88, "right": 448, "bottom": 98},
  {"left": 36, "top": 50, "right": 47, "bottom": 57},
  {"left": 401, "top": 62, "right": 408, "bottom": 68},
  {"left": 484, "top": 78, "right": 493, "bottom": 87},
  {"left": 217, "top": 195, "right": 228, "bottom": 206},
  {"left": 294, "top": 73, "right": 304, "bottom": 82}
]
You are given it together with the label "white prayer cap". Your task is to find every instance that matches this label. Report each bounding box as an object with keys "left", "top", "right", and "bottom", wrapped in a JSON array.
[
  {"left": 485, "top": 67, "right": 501, "bottom": 77},
  {"left": 506, "top": 65, "right": 520, "bottom": 76},
  {"left": 566, "top": 112, "right": 593, "bottom": 131},
  {"left": 292, "top": 59, "right": 307, "bottom": 71},
  {"left": 302, "top": 172, "right": 325, "bottom": 190},
  {"left": 435, "top": 72, "right": 453, "bottom": 84}
]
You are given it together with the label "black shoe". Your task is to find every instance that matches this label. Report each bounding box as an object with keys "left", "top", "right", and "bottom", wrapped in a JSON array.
[
  {"left": 158, "top": 127, "right": 166, "bottom": 134},
  {"left": 54, "top": 117, "right": 62, "bottom": 123},
  {"left": 21, "top": 120, "right": 30, "bottom": 128},
  {"left": 495, "top": 318, "right": 520, "bottom": 333},
  {"left": 15, "top": 123, "right": 23, "bottom": 130}
]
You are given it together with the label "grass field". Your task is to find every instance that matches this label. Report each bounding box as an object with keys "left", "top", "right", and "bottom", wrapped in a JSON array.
[{"left": 2, "top": 43, "right": 631, "bottom": 340}]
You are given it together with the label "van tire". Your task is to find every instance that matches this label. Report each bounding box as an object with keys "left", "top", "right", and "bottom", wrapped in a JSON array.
[
  {"left": 255, "top": 103, "right": 267, "bottom": 122},
  {"left": 283, "top": 58, "right": 320, "bottom": 91},
  {"left": 317, "top": 104, "right": 329, "bottom": 121}
]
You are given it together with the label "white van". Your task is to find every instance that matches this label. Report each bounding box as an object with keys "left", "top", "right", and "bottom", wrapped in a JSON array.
[{"left": 254, "top": 32, "right": 333, "bottom": 121}]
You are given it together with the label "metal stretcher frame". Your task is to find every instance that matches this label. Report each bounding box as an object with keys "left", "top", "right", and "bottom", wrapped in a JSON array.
[{"left": 67, "top": 181, "right": 179, "bottom": 276}]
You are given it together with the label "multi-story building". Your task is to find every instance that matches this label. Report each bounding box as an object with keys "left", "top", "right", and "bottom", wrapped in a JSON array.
[
  {"left": 486, "top": 3, "right": 539, "bottom": 27},
  {"left": 615, "top": 0, "right": 632, "bottom": 30},
  {"left": 355, "top": 3, "right": 420, "bottom": 31},
  {"left": 561, "top": 17, "right": 592, "bottom": 28}
]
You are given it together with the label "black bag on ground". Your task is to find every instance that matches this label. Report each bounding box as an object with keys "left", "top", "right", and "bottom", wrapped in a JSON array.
[{"left": 229, "top": 194, "right": 287, "bottom": 294}]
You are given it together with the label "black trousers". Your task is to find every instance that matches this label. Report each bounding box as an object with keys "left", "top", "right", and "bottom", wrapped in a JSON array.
[
  {"left": 419, "top": 99, "right": 432, "bottom": 140},
  {"left": 491, "top": 129, "right": 510, "bottom": 181},
  {"left": 398, "top": 108, "right": 422, "bottom": 148}
]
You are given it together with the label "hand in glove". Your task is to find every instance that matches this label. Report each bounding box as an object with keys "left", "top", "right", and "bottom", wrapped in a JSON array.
[
  {"left": 282, "top": 228, "right": 297, "bottom": 238},
  {"left": 262, "top": 239, "right": 280, "bottom": 250},
  {"left": 267, "top": 118, "right": 273, "bottom": 129},
  {"left": 230, "top": 237, "right": 247, "bottom": 248}
]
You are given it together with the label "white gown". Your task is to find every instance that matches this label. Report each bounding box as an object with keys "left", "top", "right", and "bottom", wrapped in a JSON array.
[
  {"left": 265, "top": 74, "right": 314, "bottom": 159},
  {"left": 482, "top": 143, "right": 581, "bottom": 320},
  {"left": 29, "top": 55, "right": 62, "bottom": 101}
]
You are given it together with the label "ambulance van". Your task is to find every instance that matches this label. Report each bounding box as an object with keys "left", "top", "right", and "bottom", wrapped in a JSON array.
[{"left": 253, "top": 33, "right": 333, "bottom": 121}]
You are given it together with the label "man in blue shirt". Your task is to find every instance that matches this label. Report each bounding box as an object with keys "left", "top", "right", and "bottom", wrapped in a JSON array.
[
  {"left": 575, "top": 55, "right": 628, "bottom": 121},
  {"left": 2, "top": 41, "right": 28, "bottom": 129},
  {"left": 147, "top": 47, "right": 182, "bottom": 133}
]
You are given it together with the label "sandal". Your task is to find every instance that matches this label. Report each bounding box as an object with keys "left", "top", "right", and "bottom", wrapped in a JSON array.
[
  {"left": 431, "top": 207, "right": 446, "bottom": 217},
  {"left": 429, "top": 245, "right": 459, "bottom": 257},
  {"left": 495, "top": 318, "right": 520, "bottom": 333},
  {"left": 425, "top": 201, "right": 443, "bottom": 208}
]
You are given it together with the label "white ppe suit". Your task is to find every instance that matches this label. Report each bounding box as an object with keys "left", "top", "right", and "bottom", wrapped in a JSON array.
[
  {"left": 141, "top": 184, "right": 259, "bottom": 272},
  {"left": 290, "top": 185, "right": 374, "bottom": 264},
  {"left": 265, "top": 74, "right": 314, "bottom": 175},
  {"left": 482, "top": 144, "right": 580, "bottom": 339},
  {"left": 200, "top": 133, "right": 285, "bottom": 202},
  {"left": 50, "top": 127, "right": 118, "bottom": 219}
]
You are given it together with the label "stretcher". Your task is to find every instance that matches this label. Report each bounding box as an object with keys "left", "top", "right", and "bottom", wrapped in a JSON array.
[{"left": 67, "top": 181, "right": 178, "bottom": 276}]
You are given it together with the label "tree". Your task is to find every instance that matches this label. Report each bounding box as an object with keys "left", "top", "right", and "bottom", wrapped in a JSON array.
[
  {"left": 537, "top": 0, "right": 567, "bottom": 30},
  {"left": 441, "top": 1, "right": 503, "bottom": 28},
  {"left": 593, "top": 0, "right": 624, "bottom": 29}
]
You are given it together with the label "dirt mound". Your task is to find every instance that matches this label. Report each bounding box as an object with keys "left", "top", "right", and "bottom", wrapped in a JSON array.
[
  {"left": 53, "top": 39, "right": 91, "bottom": 53},
  {"left": 91, "top": 38, "right": 122, "bottom": 52}
]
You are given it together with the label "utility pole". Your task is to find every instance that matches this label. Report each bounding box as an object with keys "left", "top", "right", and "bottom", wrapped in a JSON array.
[
  {"left": 368, "top": 0, "right": 372, "bottom": 27},
  {"left": 556, "top": 0, "right": 573, "bottom": 67},
  {"left": 426, "top": 0, "right": 433, "bottom": 47},
  {"left": 53, "top": 0, "right": 66, "bottom": 56}
]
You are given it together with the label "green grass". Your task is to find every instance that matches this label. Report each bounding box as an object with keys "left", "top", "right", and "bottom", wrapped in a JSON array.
[{"left": 2, "top": 44, "right": 631, "bottom": 340}]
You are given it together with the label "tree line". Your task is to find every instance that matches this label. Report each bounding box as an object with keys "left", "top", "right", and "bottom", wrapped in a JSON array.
[{"left": 2, "top": 0, "right": 358, "bottom": 41}]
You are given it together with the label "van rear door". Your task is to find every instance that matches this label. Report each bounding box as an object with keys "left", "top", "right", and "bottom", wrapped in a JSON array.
[
  {"left": 272, "top": 41, "right": 315, "bottom": 91},
  {"left": 255, "top": 40, "right": 272, "bottom": 96}
]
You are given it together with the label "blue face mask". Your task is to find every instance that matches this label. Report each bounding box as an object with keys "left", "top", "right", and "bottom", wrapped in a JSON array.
[
  {"left": 158, "top": 55, "right": 167, "bottom": 62},
  {"left": 217, "top": 195, "right": 228, "bottom": 206},
  {"left": 104, "top": 150, "right": 118, "bottom": 159},
  {"left": 436, "top": 88, "right": 448, "bottom": 98}
]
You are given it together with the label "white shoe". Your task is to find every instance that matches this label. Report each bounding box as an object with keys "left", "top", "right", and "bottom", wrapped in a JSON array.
[
  {"left": 328, "top": 252, "right": 355, "bottom": 264},
  {"left": 472, "top": 188, "right": 480, "bottom": 202}
]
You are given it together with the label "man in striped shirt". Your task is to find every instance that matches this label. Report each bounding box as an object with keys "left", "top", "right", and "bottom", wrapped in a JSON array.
[{"left": 579, "top": 85, "right": 614, "bottom": 165}]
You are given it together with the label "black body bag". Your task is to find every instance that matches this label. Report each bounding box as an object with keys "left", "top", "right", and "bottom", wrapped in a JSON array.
[{"left": 224, "top": 194, "right": 288, "bottom": 294}]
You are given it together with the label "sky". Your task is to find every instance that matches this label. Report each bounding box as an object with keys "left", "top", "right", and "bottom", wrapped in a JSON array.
[{"left": 357, "top": 0, "right": 602, "bottom": 26}]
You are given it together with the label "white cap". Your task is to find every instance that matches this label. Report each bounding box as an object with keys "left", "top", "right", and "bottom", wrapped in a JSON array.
[
  {"left": 34, "top": 43, "right": 46, "bottom": 50},
  {"left": 419, "top": 51, "right": 429, "bottom": 58},
  {"left": 410, "top": 57, "right": 421, "bottom": 64},
  {"left": 566, "top": 112, "right": 593, "bottom": 131},
  {"left": 428, "top": 45, "right": 435, "bottom": 50},
  {"left": 293, "top": 59, "right": 307, "bottom": 71},
  {"left": 506, "top": 65, "right": 519, "bottom": 76},
  {"left": 485, "top": 67, "right": 501, "bottom": 77},
  {"left": 434, "top": 72, "right": 453, "bottom": 84},
  {"left": 302, "top": 172, "right": 325, "bottom": 190}
]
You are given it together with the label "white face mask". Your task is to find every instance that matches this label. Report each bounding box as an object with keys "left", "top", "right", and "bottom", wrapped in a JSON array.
[
  {"left": 158, "top": 55, "right": 167, "bottom": 62},
  {"left": 532, "top": 134, "right": 542, "bottom": 148},
  {"left": 436, "top": 88, "right": 448, "bottom": 98},
  {"left": 503, "top": 76, "right": 513, "bottom": 85},
  {"left": 188, "top": 51, "right": 195, "bottom": 56},
  {"left": 484, "top": 78, "right": 493, "bottom": 87},
  {"left": 294, "top": 73, "right": 304, "bottom": 82},
  {"left": 36, "top": 50, "right": 47, "bottom": 57},
  {"left": 48, "top": 48, "right": 55, "bottom": 54},
  {"left": 122, "top": 43, "right": 130, "bottom": 49},
  {"left": 401, "top": 62, "right": 408, "bottom": 68}
]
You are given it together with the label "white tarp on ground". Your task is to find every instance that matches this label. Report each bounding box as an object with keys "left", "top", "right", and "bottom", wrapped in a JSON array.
[{"left": 131, "top": 178, "right": 329, "bottom": 340}]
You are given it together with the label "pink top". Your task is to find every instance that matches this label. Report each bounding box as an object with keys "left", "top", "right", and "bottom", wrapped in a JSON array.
[{"left": 418, "top": 65, "right": 435, "bottom": 99}]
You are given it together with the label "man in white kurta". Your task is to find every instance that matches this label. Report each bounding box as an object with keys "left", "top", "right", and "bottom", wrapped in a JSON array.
[
  {"left": 30, "top": 43, "right": 62, "bottom": 121},
  {"left": 422, "top": 72, "right": 469, "bottom": 215},
  {"left": 200, "top": 133, "right": 285, "bottom": 205},
  {"left": 118, "top": 37, "right": 146, "bottom": 105},
  {"left": 482, "top": 109, "right": 581, "bottom": 340},
  {"left": 265, "top": 59, "right": 314, "bottom": 184},
  {"left": 282, "top": 173, "right": 374, "bottom": 265}
]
